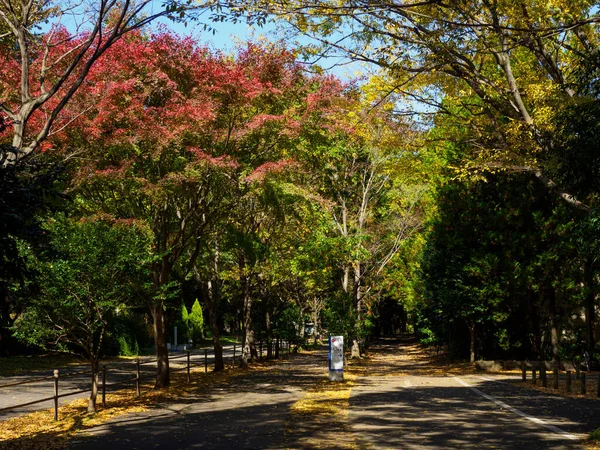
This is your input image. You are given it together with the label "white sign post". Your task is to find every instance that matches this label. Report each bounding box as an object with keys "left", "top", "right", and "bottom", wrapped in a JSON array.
[{"left": 329, "top": 336, "right": 344, "bottom": 381}]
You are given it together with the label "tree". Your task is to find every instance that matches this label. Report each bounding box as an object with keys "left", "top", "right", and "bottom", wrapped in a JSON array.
[
  {"left": 189, "top": 299, "right": 204, "bottom": 344},
  {"left": 13, "top": 215, "right": 151, "bottom": 412},
  {"left": 176, "top": 302, "right": 190, "bottom": 343},
  {"left": 219, "top": 0, "right": 599, "bottom": 210},
  {"left": 0, "top": 0, "right": 209, "bottom": 166},
  {"left": 44, "top": 33, "right": 348, "bottom": 384}
]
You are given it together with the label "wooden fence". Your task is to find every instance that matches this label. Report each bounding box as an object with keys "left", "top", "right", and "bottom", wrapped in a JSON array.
[{"left": 0, "top": 341, "right": 291, "bottom": 421}]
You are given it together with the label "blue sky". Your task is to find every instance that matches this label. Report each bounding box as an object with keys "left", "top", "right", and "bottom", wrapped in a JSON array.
[{"left": 156, "top": 15, "right": 365, "bottom": 81}]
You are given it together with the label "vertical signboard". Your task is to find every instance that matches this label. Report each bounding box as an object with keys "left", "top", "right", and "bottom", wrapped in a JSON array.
[{"left": 329, "top": 336, "right": 344, "bottom": 381}]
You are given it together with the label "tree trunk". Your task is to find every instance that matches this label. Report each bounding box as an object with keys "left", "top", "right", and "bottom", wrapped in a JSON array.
[
  {"left": 584, "top": 261, "right": 596, "bottom": 353},
  {"left": 152, "top": 303, "right": 170, "bottom": 388},
  {"left": 207, "top": 280, "right": 224, "bottom": 372},
  {"left": 87, "top": 360, "right": 99, "bottom": 413},
  {"left": 266, "top": 310, "right": 273, "bottom": 359},
  {"left": 241, "top": 283, "right": 253, "bottom": 369},
  {"left": 468, "top": 320, "right": 476, "bottom": 363},
  {"left": 546, "top": 286, "right": 561, "bottom": 363},
  {"left": 351, "top": 262, "right": 363, "bottom": 358}
]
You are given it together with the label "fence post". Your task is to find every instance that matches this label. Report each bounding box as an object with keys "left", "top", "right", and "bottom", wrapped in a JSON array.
[
  {"left": 205, "top": 348, "right": 208, "bottom": 374},
  {"left": 260, "top": 341, "right": 263, "bottom": 362},
  {"left": 233, "top": 344, "right": 236, "bottom": 369},
  {"left": 102, "top": 365, "right": 107, "bottom": 407},
  {"left": 187, "top": 351, "right": 191, "bottom": 383},
  {"left": 581, "top": 373, "right": 586, "bottom": 395},
  {"left": 567, "top": 371, "right": 572, "bottom": 393},
  {"left": 53, "top": 369, "right": 59, "bottom": 421},
  {"left": 521, "top": 366, "right": 526, "bottom": 382},
  {"left": 288, "top": 340, "right": 291, "bottom": 356},
  {"left": 532, "top": 368, "right": 537, "bottom": 385},
  {"left": 553, "top": 368, "right": 559, "bottom": 390},
  {"left": 136, "top": 359, "right": 141, "bottom": 397}
]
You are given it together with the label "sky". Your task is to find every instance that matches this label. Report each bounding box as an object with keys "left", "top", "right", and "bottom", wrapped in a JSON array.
[{"left": 155, "top": 13, "right": 366, "bottom": 81}]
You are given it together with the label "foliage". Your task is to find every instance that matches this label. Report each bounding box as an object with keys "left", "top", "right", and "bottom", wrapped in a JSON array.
[
  {"left": 12, "top": 215, "right": 152, "bottom": 363},
  {"left": 189, "top": 299, "right": 205, "bottom": 343}
]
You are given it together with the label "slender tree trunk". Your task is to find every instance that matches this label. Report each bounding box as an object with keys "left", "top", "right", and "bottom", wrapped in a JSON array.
[
  {"left": 241, "top": 276, "right": 254, "bottom": 368},
  {"left": 207, "top": 280, "right": 224, "bottom": 372},
  {"left": 266, "top": 310, "right": 273, "bottom": 359},
  {"left": 313, "top": 298, "right": 319, "bottom": 345},
  {"left": 468, "top": 320, "right": 476, "bottom": 363},
  {"left": 351, "top": 263, "right": 362, "bottom": 358},
  {"left": 546, "top": 286, "right": 561, "bottom": 363},
  {"left": 152, "top": 302, "right": 170, "bottom": 388},
  {"left": 88, "top": 359, "right": 99, "bottom": 413},
  {"left": 584, "top": 261, "right": 596, "bottom": 353}
]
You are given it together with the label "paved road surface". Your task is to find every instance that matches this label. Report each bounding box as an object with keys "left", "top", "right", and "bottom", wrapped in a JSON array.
[
  {"left": 3, "top": 340, "right": 599, "bottom": 449},
  {"left": 350, "top": 374, "right": 594, "bottom": 449}
]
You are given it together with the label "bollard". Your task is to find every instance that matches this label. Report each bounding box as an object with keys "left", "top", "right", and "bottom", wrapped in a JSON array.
[
  {"left": 581, "top": 373, "right": 586, "bottom": 395},
  {"left": 53, "top": 370, "right": 59, "bottom": 421},
  {"left": 553, "top": 368, "right": 559, "bottom": 390},
  {"left": 522, "top": 366, "right": 527, "bottom": 382},
  {"left": 187, "top": 351, "right": 191, "bottom": 383},
  {"left": 102, "top": 365, "right": 107, "bottom": 407},
  {"left": 532, "top": 368, "right": 537, "bottom": 385},
  {"left": 567, "top": 371, "right": 572, "bottom": 393},
  {"left": 205, "top": 349, "right": 208, "bottom": 374},
  {"left": 233, "top": 344, "right": 236, "bottom": 368},
  {"left": 135, "top": 359, "right": 141, "bottom": 397}
]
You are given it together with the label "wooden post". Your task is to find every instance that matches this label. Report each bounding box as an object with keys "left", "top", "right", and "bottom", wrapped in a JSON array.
[
  {"left": 597, "top": 374, "right": 600, "bottom": 398},
  {"left": 581, "top": 373, "right": 586, "bottom": 395},
  {"left": 233, "top": 344, "right": 236, "bottom": 368},
  {"left": 532, "top": 368, "right": 537, "bottom": 385},
  {"left": 260, "top": 341, "right": 263, "bottom": 362},
  {"left": 566, "top": 371, "right": 572, "bottom": 393},
  {"left": 135, "top": 359, "right": 141, "bottom": 397},
  {"left": 102, "top": 365, "right": 107, "bottom": 407},
  {"left": 521, "top": 366, "right": 526, "bottom": 382},
  {"left": 553, "top": 368, "right": 559, "bottom": 390},
  {"left": 53, "top": 370, "right": 59, "bottom": 421},
  {"left": 288, "top": 340, "right": 291, "bottom": 356},
  {"left": 204, "top": 348, "right": 208, "bottom": 374},
  {"left": 187, "top": 351, "right": 191, "bottom": 383}
]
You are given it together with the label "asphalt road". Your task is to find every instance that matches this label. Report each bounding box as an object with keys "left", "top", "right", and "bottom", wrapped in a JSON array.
[
  {"left": 349, "top": 374, "right": 595, "bottom": 449},
  {"left": 0, "top": 345, "right": 240, "bottom": 420}
]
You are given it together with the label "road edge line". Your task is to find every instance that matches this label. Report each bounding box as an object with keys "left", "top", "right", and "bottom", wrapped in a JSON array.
[{"left": 453, "top": 376, "right": 579, "bottom": 441}]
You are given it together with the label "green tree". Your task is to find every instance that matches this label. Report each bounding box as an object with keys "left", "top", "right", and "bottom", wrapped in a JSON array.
[
  {"left": 189, "top": 299, "right": 205, "bottom": 344},
  {"left": 13, "top": 215, "right": 151, "bottom": 412}
]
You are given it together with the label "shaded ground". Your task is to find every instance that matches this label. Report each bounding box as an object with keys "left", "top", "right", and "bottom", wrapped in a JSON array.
[
  {"left": 3, "top": 336, "right": 600, "bottom": 449},
  {"left": 348, "top": 336, "right": 599, "bottom": 450}
]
